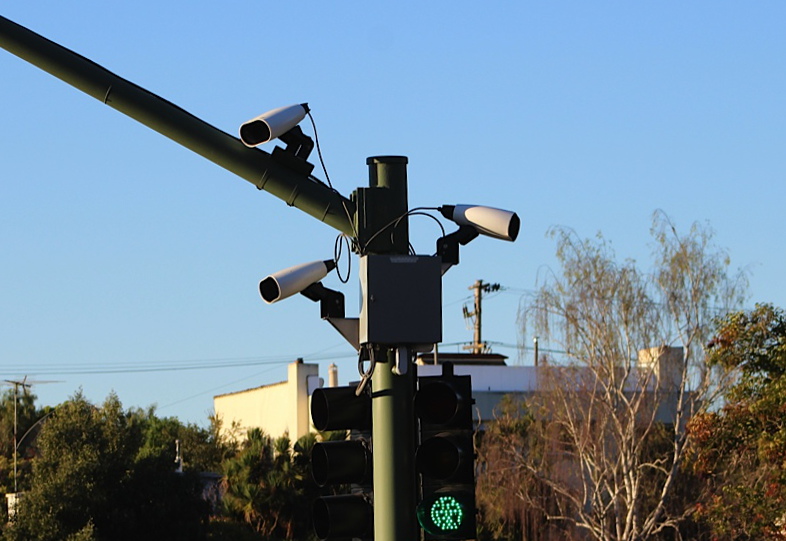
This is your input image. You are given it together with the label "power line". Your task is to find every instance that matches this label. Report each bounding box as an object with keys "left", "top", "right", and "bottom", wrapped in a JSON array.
[
  {"left": 2, "top": 350, "right": 358, "bottom": 377},
  {"left": 158, "top": 363, "right": 286, "bottom": 412}
]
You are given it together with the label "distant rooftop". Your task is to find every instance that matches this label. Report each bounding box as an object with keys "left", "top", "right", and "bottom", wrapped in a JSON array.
[{"left": 416, "top": 352, "right": 508, "bottom": 366}]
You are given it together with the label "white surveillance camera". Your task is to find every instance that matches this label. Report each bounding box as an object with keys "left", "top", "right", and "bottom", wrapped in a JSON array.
[
  {"left": 259, "top": 259, "right": 336, "bottom": 304},
  {"left": 239, "top": 103, "right": 310, "bottom": 148},
  {"left": 440, "top": 205, "right": 520, "bottom": 242}
]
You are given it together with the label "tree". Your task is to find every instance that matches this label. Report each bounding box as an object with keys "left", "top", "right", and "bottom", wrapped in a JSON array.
[
  {"left": 221, "top": 428, "right": 319, "bottom": 540},
  {"left": 512, "top": 212, "right": 747, "bottom": 540},
  {"left": 476, "top": 395, "right": 569, "bottom": 541},
  {"left": 3, "top": 392, "right": 208, "bottom": 541},
  {"left": 688, "top": 303, "right": 786, "bottom": 540},
  {"left": 134, "top": 407, "right": 236, "bottom": 473}
]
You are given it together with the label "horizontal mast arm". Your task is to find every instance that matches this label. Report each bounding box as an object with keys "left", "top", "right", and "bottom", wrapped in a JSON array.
[{"left": 0, "top": 14, "right": 355, "bottom": 235}]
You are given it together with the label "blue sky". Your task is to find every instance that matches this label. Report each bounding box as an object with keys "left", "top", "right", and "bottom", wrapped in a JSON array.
[{"left": 1, "top": 2, "right": 784, "bottom": 426}]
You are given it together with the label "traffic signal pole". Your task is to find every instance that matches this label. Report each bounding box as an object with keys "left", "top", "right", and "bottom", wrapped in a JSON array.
[
  {"left": 2, "top": 17, "right": 470, "bottom": 541},
  {"left": 372, "top": 344, "right": 418, "bottom": 540},
  {"left": 362, "top": 157, "right": 419, "bottom": 541}
]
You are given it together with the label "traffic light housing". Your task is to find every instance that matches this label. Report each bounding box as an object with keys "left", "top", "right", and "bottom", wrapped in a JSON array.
[
  {"left": 415, "top": 363, "right": 477, "bottom": 540},
  {"left": 310, "top": 385, "right": 374, "bottom": 540}
]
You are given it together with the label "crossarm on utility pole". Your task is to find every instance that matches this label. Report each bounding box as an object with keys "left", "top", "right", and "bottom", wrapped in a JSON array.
[{"left": 0, "top": 14, "right": 355, "bottom": 235}]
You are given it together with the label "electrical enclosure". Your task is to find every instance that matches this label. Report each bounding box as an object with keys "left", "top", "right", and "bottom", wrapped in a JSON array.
[{"left": 359, "top": 255, "right": 442, "bottom": 345}]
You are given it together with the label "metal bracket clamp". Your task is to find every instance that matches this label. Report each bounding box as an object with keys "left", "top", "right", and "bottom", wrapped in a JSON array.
[{"left": 393, "top": 345, "right": 409, "bottom": 376}]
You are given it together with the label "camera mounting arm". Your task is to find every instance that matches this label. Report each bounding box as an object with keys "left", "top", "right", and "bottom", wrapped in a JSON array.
[
  {"left": 300, "top": 281, "right": 345, "bottom": 320},
  {"left": 436, "top": 225, "right": 479, "bottom": 273}
]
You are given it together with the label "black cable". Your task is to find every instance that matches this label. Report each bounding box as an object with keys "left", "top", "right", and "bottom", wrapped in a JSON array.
[
  {"left": 306, "top": 109, "right": 359, "bottom": 244},
  {"left": 407, "top": 210, "right": 446, "bottom": 238},
  {"left": 334, "top": 233, "right": 352, "bottom": 284},
  {"left": 306, "top": 110, "right": 333, "bottom": 190},
  {"left": 362, "top": 207, "right": 444, "bottom": 254}
]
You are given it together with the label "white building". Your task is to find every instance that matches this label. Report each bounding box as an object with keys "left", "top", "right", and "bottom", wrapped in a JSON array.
[
  {"left": 213, "top": 359, "right": 322, "bottom": 441},
  {"left": 213, "top": 348, "right": 684, "bottom": 441}
]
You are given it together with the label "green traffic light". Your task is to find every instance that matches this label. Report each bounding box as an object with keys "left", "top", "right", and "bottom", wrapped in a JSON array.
[
  {"left": 417, "top": 491, "right": 475, "bottom": 539},
  {"left": 430, "top": 495, "right": 464, "bottom": 530}
]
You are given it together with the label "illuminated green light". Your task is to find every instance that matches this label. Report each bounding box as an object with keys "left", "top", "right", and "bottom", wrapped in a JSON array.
[
  {"left": 430, "top": 495, "right": 463, "bottom": 531},
  {"left": 418, "top": 491, "right": 475, "bottom": 538}
]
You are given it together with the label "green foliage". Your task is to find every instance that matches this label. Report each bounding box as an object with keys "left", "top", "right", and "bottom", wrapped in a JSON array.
[
  {"left": 133, "top": 407, "right": 231, "bottom": 473},
  {"left": 0, "top": 388, "right": 329, "bottom": 540},
  {"left": 221, "top": 428, "right": 319, "bottom": 541},
  {"left": 708, "top": 303, "right": 786, "bottom": 400},
  {"left": 0, "top": 388, "right": 337, "bottom": 540},
  {"left": 689, "top": 304, "right": 786, "bottom": 540},
  {"left": 3, "top": 392, "right": 208, "bottom": 541}
]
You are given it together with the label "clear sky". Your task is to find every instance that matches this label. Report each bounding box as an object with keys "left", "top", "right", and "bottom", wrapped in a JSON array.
[{"left": 1, "top": 2, "right": 784, "bottom": 426}]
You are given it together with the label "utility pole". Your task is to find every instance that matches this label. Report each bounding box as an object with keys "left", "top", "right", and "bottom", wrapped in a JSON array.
[
  {"left": 463, "top": 280, "right": 500, "bottom": 355},
  {"left": 11, "top": 381, "right": 19, "bottom": 493},
  {"left": 3, "top": 377, "right": 57, "bottom": 493}
]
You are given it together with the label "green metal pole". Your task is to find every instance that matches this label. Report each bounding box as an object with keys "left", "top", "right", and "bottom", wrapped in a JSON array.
[
  {"left": 0, "top": 14, "right": 354, "bottom": 235},
  {"left": 363, "top": 156, "right": 418, "bottom": 541}
]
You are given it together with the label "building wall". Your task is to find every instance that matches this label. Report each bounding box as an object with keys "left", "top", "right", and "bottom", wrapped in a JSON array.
[
  {"left": 214, "top": 348, "right": 685, "bottom": 442},
  {"left": 419, "top": 348, "right": 684, "bottom": 425},
  {"left": 214, "top": 360, "right": 320, "bottom": 441},
  {"left": 638, "top": 346, "right": 684, "bottom": 390}
]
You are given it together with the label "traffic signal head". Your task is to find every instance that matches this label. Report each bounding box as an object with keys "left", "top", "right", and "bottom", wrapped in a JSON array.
[
  {"left": 310, "top": 385, "right": 373, "bottom": 541},
  {"left": 415, "top": 363, "right": 477, "bottom": 540}
]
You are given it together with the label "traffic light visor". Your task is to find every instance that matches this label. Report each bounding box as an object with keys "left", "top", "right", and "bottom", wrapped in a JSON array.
[
  {"left": 311, "top": 386, "right": 371, "bottom": 432},
  {"left": 416, "top": 436, "right": 465, "bottom": 480},
  {"left": 415, "top": 381, "right": 460, "bottom": 425},
  {"left": 313, "top": 494, "right": 373, "bottom": 540},
  {"left": 311, "top": 440, "right": 372, "bottom": 487}
]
